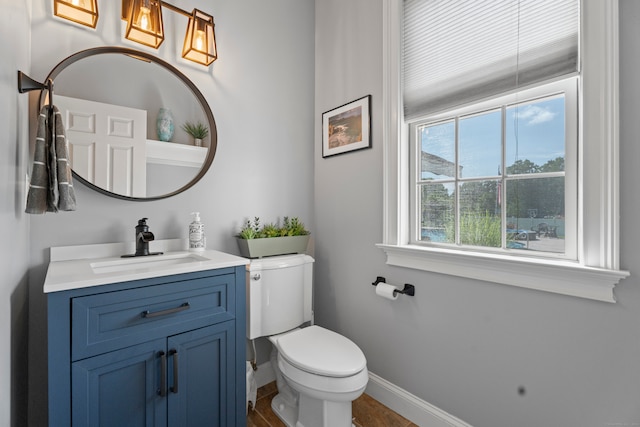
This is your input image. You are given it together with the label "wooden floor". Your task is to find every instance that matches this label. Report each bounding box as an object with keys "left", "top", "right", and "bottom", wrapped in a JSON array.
[{"left": 247, "top": 381, "right": 419, "bottom": 427}]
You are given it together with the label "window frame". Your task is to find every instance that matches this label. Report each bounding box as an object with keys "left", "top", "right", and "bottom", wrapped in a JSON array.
[
  {"left": 378, "top": 0, "right": 629, "bottom": 302},
  {"left": 408, "top": 78, "right": 578, "bottom": 260}
]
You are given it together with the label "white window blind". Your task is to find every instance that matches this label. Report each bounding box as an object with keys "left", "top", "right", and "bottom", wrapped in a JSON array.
[{"left": 403, "top": 0, "right": 580, "bottom": 120}]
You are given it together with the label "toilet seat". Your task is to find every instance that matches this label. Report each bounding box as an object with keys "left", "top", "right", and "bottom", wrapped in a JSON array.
[
  {"left": 275, "top": 325, "right": 367, "bottom": 378},
  {"left": 277, "top": 355, "right": 369, "bottom": 400}
]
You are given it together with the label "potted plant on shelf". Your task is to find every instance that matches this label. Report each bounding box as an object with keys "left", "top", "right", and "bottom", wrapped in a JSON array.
[
  {"left": 236, "top": 216, "right": 310, "bottom": 258},
  {"left": 181, "top": 121, "right": 209, "bottom": 147}
]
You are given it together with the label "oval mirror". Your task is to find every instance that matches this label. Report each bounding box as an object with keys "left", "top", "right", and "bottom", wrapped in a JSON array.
[{"left": 43, "top": 46, "right": 217, "bottom": 200}]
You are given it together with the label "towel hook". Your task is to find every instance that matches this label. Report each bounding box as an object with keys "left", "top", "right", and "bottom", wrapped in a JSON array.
[
  {"left": 17, "top": 71, "right": 54, "bottom": 113},
  {"left": 17, "top": 71, "right": 46, "bottom": 94}
]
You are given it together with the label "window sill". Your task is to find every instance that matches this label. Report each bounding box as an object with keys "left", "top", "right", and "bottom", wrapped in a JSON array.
[{"left": 376, "top": 244, "right": 629, "bottom": 303}]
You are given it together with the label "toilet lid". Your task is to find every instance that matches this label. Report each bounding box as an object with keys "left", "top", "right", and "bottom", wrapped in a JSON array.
[{"left": 276, "top": 326, "right": 367, "bottom": 378}]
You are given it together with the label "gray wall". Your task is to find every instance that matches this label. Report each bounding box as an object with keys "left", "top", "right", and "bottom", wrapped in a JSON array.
[
  {"left": 22, "top": 1, "right": 315, "bottom": 425},
  {"left": 0, "top": 2, "right": 31, "bottom": 426},
  {"left": 314, "top": 1, "right": 640, "bottom": 426}
]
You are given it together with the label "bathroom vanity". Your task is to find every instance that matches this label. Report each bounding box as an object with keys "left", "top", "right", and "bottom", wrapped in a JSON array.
[{"left": 44, "top": 240, "right": 248, "bottom": 426}]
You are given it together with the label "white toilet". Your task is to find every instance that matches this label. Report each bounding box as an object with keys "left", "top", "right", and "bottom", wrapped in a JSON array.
[{"left": 246, "top": 254, "right": 368, "bottom": 427}]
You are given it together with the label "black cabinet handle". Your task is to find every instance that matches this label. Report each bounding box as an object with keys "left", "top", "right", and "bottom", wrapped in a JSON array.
[
  {"left": 142, "top": 302, "right": 190, "bottom": 318},
  {"left": 158, "top": 351, "right": 167, "bottom": 397},
  {"left": 169, "top": 349, "right": 179, "bottom": 394}
]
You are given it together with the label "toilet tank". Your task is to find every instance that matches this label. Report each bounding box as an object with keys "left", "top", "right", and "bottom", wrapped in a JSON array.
[{"left": 246, "top": 254, "right": 314, "bottom": 340}]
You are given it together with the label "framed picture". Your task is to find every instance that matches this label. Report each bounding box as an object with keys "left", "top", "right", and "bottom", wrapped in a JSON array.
[{"left": 322, "top": 95, "right": 371, "bottom": 158}]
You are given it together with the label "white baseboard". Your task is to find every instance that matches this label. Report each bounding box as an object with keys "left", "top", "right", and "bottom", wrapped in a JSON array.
[
  {"left": 366, "top": 371, "right": 472, "bottom": 427},
  {"left": 253, "top": 363, "right": 471, "bottom": 427}
]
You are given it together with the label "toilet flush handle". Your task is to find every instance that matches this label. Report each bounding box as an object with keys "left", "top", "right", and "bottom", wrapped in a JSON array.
[{"left": 252, "top": 273, "right": 261, "bottom": 281}]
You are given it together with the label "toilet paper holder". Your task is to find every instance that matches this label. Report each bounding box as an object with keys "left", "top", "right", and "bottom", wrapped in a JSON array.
[{"left": 371, "top": 276, "right": 415, "bottom": 297}]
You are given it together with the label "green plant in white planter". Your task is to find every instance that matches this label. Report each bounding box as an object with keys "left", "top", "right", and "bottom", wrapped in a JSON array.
[
  {"left": 236, "top": 216, "right": 310, "bottom": 258},
  {"left": 181, "top": 121, "right": 209, "bottom": 146}
]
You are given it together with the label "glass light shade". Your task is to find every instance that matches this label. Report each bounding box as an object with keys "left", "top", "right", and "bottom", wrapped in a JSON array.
[
  {"left": 182, "top": 9, "right": 217, "bottom": 66},
  {"left": 125, "top": 0, "right": 164, "bottom": 49},
  {"left": 53, "top": 0, "right": 99, "bottom": 28}
]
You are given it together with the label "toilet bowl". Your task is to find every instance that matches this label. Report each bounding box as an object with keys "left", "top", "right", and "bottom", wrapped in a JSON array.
[{"left": 268, "top": 326, "right": 368, "bottom": 427}]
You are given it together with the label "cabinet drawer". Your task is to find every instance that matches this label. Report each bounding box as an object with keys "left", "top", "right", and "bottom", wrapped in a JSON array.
[{"left": 72, "top": 274, "right": 235, "bottom": 360}]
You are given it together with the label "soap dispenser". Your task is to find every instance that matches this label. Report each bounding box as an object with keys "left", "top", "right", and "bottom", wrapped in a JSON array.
[{"left": 189, "top": 212, "right": 206, "bottom": 251}]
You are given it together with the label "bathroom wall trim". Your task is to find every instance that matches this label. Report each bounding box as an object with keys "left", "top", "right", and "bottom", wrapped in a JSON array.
[
  {"left": 366, "top": 371, "right": 473, "bottom": 427},
  {"left": 254, "top": 362, "right": 471, "bottom": 427}
]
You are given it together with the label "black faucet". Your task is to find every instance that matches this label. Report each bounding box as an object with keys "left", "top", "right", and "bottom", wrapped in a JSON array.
[
  {"left": 135, "top": 218, "right": 155, "bottom": 256},
  {"left": 122, "top": 218, "right": 163, "bottom": 257}
]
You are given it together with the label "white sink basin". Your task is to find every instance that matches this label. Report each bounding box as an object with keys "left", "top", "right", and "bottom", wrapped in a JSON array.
[{"left": 90, "top": 252, "right": 209, "bottom": 274}]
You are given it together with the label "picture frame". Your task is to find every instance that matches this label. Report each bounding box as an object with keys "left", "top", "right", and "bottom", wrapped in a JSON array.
[{"left": 322, "top": 95, "right": 371, "bottom": 158}]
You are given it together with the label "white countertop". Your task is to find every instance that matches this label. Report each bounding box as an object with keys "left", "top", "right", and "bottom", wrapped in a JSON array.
[{"left": 44, "top": 239, "right": 249, "bottom": 293}]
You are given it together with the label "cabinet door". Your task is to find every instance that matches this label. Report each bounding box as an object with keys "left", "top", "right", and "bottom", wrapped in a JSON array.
[
  {"left": 167, "top": 322, "right": 235, "bottom": 427},
  {"left": 72, "top": 338, "right": 167, "bottom": 427}
]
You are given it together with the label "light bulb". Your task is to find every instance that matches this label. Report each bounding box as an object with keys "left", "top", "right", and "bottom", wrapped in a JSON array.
[
  {"left": 195, "top": 30, "right": 205, "bottom": 51},
  {"left": 137, "top": 6, "right": 151, "bottom": 31},
  {"left": 71, "top": 0, "right": 85, "bottom": 6}
]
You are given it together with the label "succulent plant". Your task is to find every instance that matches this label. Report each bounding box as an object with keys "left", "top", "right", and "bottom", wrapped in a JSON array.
[
  {"left": 237, "top": 216, "right": 309, "bottom": 239},
  {"left": 181, "top": 121, "right": 209, "bottom": 139}
]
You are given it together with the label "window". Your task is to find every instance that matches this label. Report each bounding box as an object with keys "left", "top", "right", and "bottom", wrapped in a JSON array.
[
  {"left": 410, "top": 79, "right": 577, "bottom": 260},
  {"left": 379, "top": 0, "right": 629, "bottom": 302}
]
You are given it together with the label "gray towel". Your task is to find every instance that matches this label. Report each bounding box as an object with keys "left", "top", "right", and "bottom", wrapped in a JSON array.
[{"left": 25, "top": 105, "right": 77, "bottom": 214}]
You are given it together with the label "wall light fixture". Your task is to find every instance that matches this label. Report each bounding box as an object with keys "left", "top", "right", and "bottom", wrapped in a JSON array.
[
  {"left": 181, "top": 9, "right": 217, "bottom": 66},
  {"left": 124, "top": 0, "right": 165, "bottom": 48},
  {"left": 53, "top": 0, "right": 99, "bottom": 28},
  {"left": 53, "top": 0, "right": 217, "bottom": 66}
]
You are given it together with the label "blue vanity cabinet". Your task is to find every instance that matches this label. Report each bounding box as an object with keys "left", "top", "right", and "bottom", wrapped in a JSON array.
[{"left": 47, "top": 266, "right": 247, "bottom": 427}]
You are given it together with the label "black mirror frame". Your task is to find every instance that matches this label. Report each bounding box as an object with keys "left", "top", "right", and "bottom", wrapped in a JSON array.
[{"left": 41, "top": 46, "right": 217, "bottom": 201}]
